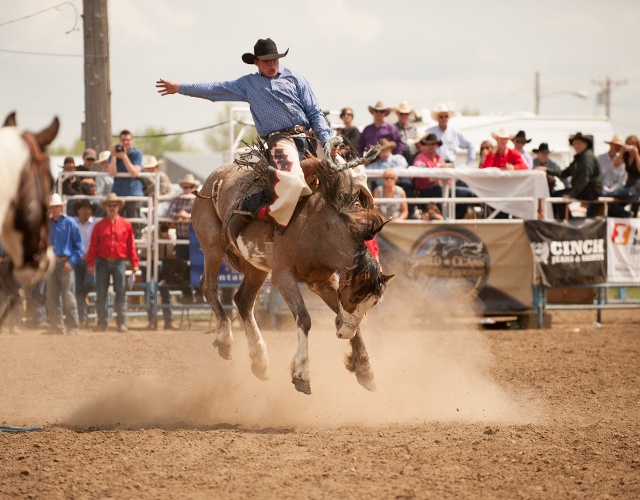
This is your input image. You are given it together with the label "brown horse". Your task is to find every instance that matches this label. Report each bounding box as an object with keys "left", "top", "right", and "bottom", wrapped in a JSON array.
[
  {"left": 191, "top": 156, "right": 392, "bottom": 395},
  {"left": 0, "top": 112, "right": 58, "bottom": 293}
]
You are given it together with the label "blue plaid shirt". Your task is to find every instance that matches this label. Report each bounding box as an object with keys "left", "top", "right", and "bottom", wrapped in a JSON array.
[{"left": 179, "top": 66, "right": 333, "bottom": 145}]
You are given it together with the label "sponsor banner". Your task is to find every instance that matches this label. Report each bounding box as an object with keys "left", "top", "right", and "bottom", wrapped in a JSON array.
[
  {"left": 189, "top": 225, "right": 243, "bottom": 287},
  {"left": 378, "top": 221, "right": 533, "bottom": 312},
  {"left": 607, "top": 218, "right": 640, "bottom": 283},
  {"left": 524, "top": 219, "right": 606, "bottom": 287}
]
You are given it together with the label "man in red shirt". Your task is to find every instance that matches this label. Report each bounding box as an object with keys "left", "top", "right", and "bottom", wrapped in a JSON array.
[
  {"left": 481, "top": 128, "right": 528, "bottom": 170},
  {"left": 87, "top": 193, "right": 139, "bottom": 332}
]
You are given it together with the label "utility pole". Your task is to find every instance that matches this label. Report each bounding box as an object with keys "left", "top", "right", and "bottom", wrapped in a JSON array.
[
  {"left": 83, "top": 0, "right": 111, "bottom": 152},
  {"left": 534, "top": 71, "right": 540, "bottom": 115},
  {"left": 592, "top": 77, "right": 627, "bottom": 119}
]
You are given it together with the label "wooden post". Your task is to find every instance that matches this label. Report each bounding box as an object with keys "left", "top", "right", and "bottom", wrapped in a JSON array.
[{"left": 83, "top": 0, "right": 111, "bottom": 152}]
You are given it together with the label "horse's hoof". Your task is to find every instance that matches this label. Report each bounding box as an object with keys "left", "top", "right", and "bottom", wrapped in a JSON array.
[
  {"left": 251, "top": 364, "right": 269, "bottom": 381},
  {"left": 292, "top": 378, "right": 311, "bottom": 395},
  {"left": 213, "top": 339, "right": 233, "bottom": 360},
  {"left": 357, "top": 374, "right": 377, "bottom": 392}
]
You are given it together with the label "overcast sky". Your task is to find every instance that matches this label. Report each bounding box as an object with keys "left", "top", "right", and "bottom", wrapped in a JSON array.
[{"left": 1, "top": 0, "right": 638, "bottom": 151}]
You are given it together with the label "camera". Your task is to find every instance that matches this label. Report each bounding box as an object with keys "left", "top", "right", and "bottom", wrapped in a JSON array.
[
  {"left": 625, "top": 145, "right": 633, "bottom": 151},
  {"left": 115, "top": 144, "right": 124, "bottom": 153}
]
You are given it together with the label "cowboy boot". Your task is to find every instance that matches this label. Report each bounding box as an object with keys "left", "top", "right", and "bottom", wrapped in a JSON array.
[{"left": 230, "top": 189, "right": 272, "bottom": 241}]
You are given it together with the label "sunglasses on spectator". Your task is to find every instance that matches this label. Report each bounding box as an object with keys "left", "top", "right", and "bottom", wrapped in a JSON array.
[
  {"left": 383, "top": 176, "right": 396, "bottom": 180},
  {"left": 513, "top": 139, "right": 526, "bottom": 144},
  {"left": 438, "top": 114, "right": 449, "bottom": 119},
  {"left": 106, "top": 203, "right": 119, "bottom": 208},
  {"left": 342, "top": 113, "right": 353, "bottom": 117},
  {"left": 373, "top": 110, "right": 386, "bottom": 114},
  {"left": 399, "top": 112, "right": 410, "bottom": 116},
  {"left": 182, "top": 184, "right": 196, "bottom": 189},
  {"left": 481, "top": 146, "right": 491, "bottom": 150}
]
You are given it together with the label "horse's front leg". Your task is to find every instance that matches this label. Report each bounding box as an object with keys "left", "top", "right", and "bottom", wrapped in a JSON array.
[
  {"left": 233, "top": 266, "right": 269, "bottom": 381},
  {"left": 273, "top": 271, "right": 312, "bottom": 395},
  {"left": 345, "top": 328, "right": 376, "bottom": 392},
  {"left": 308, "top": 279, "right": 376, "bottom": 392}
]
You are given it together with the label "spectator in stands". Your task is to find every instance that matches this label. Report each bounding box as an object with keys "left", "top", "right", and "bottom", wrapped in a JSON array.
[
  {"left": 373, "top": 168, "right": 408, "bottom": 220},
  {"left": 478, "top": 140, "right": 494, "bottom": 167},
  {"left": 394, "top": 101, "right": 419, "bottom": 164},
  {"left": 482, "top": 128, "right": 528, "bottom": 170},
  {"left": 337, "top": 107, "right": 361, "bottom": 152},
  {"left": 511, "top": 130, "right": 534, "bottom": 169},
  {"left": 426, "top": 103, "right": 474, "bottom": 165},
  {"left": 58, "top": 156, "right": 81, "bottom": 196},
  {"left": 357, "top": 101, "right": 406, "bottom": 157},
  {"left": 533, "top": 143, "right": 564, "bottom": 220},
  {"left": 366, "top": 138, "right": 411, "bottom": 195},
  {"left": 87, "top": 193, "right": 140, "bottom": 332},
  {"left": 413, "top": 133, "right": 445, "bottom": 204},
  {"left": 598, "top": 135, "right": 627, "bottom": 195},
  {"left": 141, "top": 155, "right": 173, "bottom": 217},
  {"left": 166, "top": 174, "right": 200, "bottom": 301},
  {"left": 73, "top": 199, "right": 99, "bottom": 329},
  {"left": 92, "top": 150, "right": 114, "bottom": 198},
  {"left": 145, "top": 224, "right": 177, "bottom": 331},
  {"left": 607, "top": 134, "right": 640, "bottom": 218},
  {"left": 108, "top": 129, "right": 144, "bottom": 238},
  {"left": 546, "top": 132, "right": 602, "bottom": 218},
  {"left": 46, "top": 193, "right": 83, "bottom": 335},
  {"left": 78, "top": 148, "right": 97, "bottom": 172}
]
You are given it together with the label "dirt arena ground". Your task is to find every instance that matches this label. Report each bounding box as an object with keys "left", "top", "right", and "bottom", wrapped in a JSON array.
[{"left": 1, "top": 289, "right": 639, "bottom": 499}]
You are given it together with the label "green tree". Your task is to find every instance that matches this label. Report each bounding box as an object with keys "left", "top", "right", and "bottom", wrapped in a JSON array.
[
  {"left": 203, "top": 104, "right": 258, "bottom": 152},
  {"left": 133, "top": 127, "right": 191, "bottom": 157}
]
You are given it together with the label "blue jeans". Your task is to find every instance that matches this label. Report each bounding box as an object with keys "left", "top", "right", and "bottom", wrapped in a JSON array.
[
  {"left": 606, "top": 186, "right": 639, "bottom": 217},
  {"left": 46, "top": 261, "right": 79, "bottom": 333},
  {"left": 555, "top": 186, "right": 602, "bottom": 219},
  {"left": 74, "top": 259, "right": 95, "bottom": 325},
  {"left": 95, "top": 257, "right": 126, "bottom": 329},
  {"left": 141, "top": 267, "right": 173, "bottom": 326},
  {"left": 27, "top": 280, "right": 46, "bottom": 325}
]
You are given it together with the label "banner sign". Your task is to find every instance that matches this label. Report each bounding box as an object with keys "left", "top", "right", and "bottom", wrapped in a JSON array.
[
  {"left": 607, "top": 218, "right": 640, "bottom": 283},
  {"left": 189, "top": 225, "right": 243, "bottom": 288},
  {"left": 524, "top": 219, "right": 606, "bottom": 287},
  {"left": 378, "top": 221, "right": 533, "bottom": 313}
]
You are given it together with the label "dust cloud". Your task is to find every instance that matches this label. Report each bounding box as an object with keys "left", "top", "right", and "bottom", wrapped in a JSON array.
[{"left": 62, "top": 277, "right": 536, "bottom": 430}]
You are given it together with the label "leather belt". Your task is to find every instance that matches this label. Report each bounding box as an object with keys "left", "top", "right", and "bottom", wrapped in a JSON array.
[
  {"left": 56, "top": 256, "right": 69, "bottom": 262},
  {"left": 263, "top": 125, "right": 309, "bottom": 141},
  {"left": 106, "top": 257, "right": 119, "bottom": 263}
]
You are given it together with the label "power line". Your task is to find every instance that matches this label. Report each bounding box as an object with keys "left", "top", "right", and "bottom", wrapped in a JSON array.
[
  {"left": 0, "top": 1, "right": 79, "bottom": 33},
  {"left": 122, "top": 121, "right": 232, "bottom": 139},
  {"left": 0, "top": 47, "right": 82, "bottom": 58}
]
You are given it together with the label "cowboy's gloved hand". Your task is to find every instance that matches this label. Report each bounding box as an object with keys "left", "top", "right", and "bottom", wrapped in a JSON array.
[{"left": 363, "top": 144, "right": 381, "bottom": 164}]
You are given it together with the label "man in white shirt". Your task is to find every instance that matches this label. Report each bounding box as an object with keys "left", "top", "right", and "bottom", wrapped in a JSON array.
[
  {"left": 598, "top": 134, "right": 627, "bottom": 194},
  {"left": 73, "top": 199, "right": 99, "bottom": 329},
  {"left": 426, "top": 103, "right": 474, "bottom": 165}
]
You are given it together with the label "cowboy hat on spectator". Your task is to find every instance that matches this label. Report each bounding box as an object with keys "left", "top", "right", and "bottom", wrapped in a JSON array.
[
  {"left": 377, "top": 138, "right": 397, "bottom": 152},
  {"left": 532, "top": 143, "right": 552, "bottom": 154},
  {"left": 178, "top": 173, "right": 201, "bottom": 188},
  {"left": 100, "top": 192, "right": 125, "bottom": 209},
  {"left": 49, "top": 193, "right": 64, "bottom": 207},
  {"left": 431, "top": 103, "right": 454, "bottom": 121},
  {"left": 491, "top": 128, "right": 511, "bottom": 140},
  {"left": 511, "top": 130, "right": 532, "bottom": 144},
  {"left": 569, "top": 132, "right": 593, "bottom": 148},
  {"left": 604, "top": 135, "right": 625, "bottom": 147},
  {"left": 393, "top": 101, "right": 414, "bottom": 115},
  {"left": 418, "top": 133, "right": 442, "bottom": 146},
  {"left": 142, "top": 155, "right": 160, "bottom": 169},
  {"left": 96, "top": 151, "right": 110, "bottom": 164},
  {"left": 242, "top": 38, "right": 289, "bottom": 64},
  {"left": 60, "top": 156, "right": 76, "bottom": 169},
  {"left": 74, "top": 198, "right": 98, "bottom": 214},
  {"left": 368, "top": 101, "right": 391, "bottom": 116}
]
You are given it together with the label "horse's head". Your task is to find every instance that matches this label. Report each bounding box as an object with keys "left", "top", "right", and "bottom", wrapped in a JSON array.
[
  {"left": 1, "top": 112, "right": 58, "bottom": 287},
  {"left": 335, "top": 248, "right": 394, "bottom": 339}
]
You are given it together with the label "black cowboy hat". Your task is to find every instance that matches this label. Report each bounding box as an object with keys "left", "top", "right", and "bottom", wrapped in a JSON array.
[
  {"left": 569, "top": 132, "right": 593, "bottom": 148},
  {"left": 242, "top": 38, "right": 289, "bottom": 65},
  {"left": 75, "top": 198, "right": 97, "bottom": 214},
  {"left": 419, "top": 133, "right": 442, "bottom": 146},
  {"left": 511, "top": 130, "right": 532, "bottom": 143},
  {"left": 532, "top": 143, "right": 551, "bottom": 154}
]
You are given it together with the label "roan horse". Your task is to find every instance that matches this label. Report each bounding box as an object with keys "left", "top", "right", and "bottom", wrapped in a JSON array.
[
  {"left": 0, "top": 112, "right": 58, "bottom": 298},
  {"left": 192, "top": 147, "right": 393, "bottom": 395}
]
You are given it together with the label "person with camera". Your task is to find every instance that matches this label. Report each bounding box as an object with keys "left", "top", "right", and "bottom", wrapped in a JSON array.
[
  {"left": 606, "top": 135, "right": 640, "bottom": 217},
  {"left": 108, "top": 130, "right": 144, "bottom": 239}
]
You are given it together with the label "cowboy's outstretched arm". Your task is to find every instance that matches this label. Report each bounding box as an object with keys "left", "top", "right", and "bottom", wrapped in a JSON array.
[{"left": 156, "top": 79, "right": 179, "bottom": 96}]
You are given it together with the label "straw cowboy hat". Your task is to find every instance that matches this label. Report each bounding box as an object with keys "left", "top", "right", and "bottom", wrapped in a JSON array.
[
  {"left": 178, "top": 173, "right": 201, "bottom": 188},
  {"left": 393, "top": 101, "right": 414, "bottom": 115},
  {"left": 96, "top": 150, "right": 110, "bottom": 163},
  {"left": 605, "top": 134, "right": 625, "bottom": 147},
  {"left": 49, "top": 193, "right": 64, "bottom": 207},
  {"left": 142, "top": 155, "right": 159, "bottom": 169},
  {"left": 368, "top": 101, "right": 391, "bottom": 116},
  {"left": 431, "top": 103, "right": 454, "bottom": 121},
  {"left": 511, "top": 130, "right": 532, "bottom": 144},
  {"left": 569, "top": 132, "right": 593, "bottom": 148},
  {"left": 532, "top": 143, "right": 552, "bottom": 154},
  {"left": 377, "top": 138, "right": 397, "bottom": 152},
  {"left": 100, "top": 192, "right": 125, "bottom": 209},
  {"left": 491, "top": 128, "right": 511, "bottom": 140},
  {"left": 242, "top": 38, "right": 289, "bottom": 65}
]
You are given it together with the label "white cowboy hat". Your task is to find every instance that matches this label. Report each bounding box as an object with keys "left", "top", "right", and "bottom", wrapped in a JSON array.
[
  {"left": 431, "top": 103, "right": 454, "bottom": 121},
  {"left": 100, "top": 192, "right": 125, "bottom": 209},
  {"left": 96, "top": 150, "right": 110, "bottom": 163},
  {"left": 491, "top": 127, "right": 512, "bottom": 140},
  {"left": 142, "top": 155, "right": 159, "bottom": 169},
  {"left": 605, "top": 134, "right": 625, "bottom": 147},
  {"left": 393, "top": 101, "right": 413, "bottom": 115},
  {"left": 49, "top": 193, "right": 64, "bottom": 207},
  {"left": 178, "top": 173, "right": 201, "bottom": 188}
]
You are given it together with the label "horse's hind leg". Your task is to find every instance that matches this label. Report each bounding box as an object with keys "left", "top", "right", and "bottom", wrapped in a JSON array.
[
  {"left": 201, "top": 266, "right": 233, "bottom": 360},
  {"left": 234, "top": 267, "right": 269, "bottom": 381},
  {"left": 345, "top": 328, "right": 376, "bottom": 392}
]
